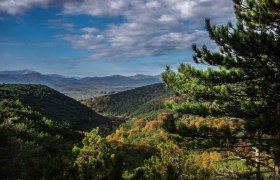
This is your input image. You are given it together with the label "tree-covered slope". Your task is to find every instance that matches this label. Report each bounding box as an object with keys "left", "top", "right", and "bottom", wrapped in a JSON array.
[
  {"left": 82, "top": 83, "right": 175, "bottom": 118},
  {"left": 0, "top": 99, "right": 82, "bottom": 179},
  {"left": 0, "top": 84, "right": 108, "bottom": 128}
]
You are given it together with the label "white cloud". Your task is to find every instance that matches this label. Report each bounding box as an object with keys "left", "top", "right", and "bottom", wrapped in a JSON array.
[
  {"left": 0, "top": 0, "right": 235, "bottom": 60},
  {"left": 0, "top": 0, "right": 56, "bottom": 15},
  {"left": 63, "top": 0, "right": 130, "bottom": 16},
  {"left": 61, "top": 0, "right": 234, "bottom": 60}
]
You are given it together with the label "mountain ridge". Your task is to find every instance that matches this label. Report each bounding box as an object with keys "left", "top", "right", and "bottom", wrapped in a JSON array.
[
  {"left": 0, "top": 69, "right": 162, "bottom": 99},
  {"left": 0, "top": 69, "right": 161, "bottom": 86}
]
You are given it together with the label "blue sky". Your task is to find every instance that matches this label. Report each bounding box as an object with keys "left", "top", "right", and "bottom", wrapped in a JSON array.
[{"left": 0, "top": 0, "right": 234, "bottom": 77}]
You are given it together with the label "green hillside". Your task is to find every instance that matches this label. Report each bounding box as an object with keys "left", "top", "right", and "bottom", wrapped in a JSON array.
[
  {"left": 0, "top": 84, "right": 109, "bottom": 129},
  {"left": 82, "top": 83, "right": 175, "bottom": 119},
  {"left": 0, "top": 98, "right": 82, "bottom": 179},
  {"left": 0, "top": 84, "right": 273, "bottom": 179}
]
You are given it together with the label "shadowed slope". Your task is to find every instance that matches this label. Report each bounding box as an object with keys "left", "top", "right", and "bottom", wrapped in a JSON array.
[{"left": 0, "top": 84, "right": 109, "bottom": 129}]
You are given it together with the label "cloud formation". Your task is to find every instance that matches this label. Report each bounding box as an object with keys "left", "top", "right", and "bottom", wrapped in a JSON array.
[
  {"left": 0, "top": 0, "right": 55, "bottom": 15},
  {"left": 0, "top": 0, "right": 235, "bottom": 60},
  {"left": 62, "top": 0, "right": 234, "bottom": 60}
]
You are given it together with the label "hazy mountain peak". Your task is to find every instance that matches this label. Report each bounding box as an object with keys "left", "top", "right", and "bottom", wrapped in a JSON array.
[
  {"left": 21, "top": 69, "right": 39, "bottom": 74},
  {"left": 0, "top": 69, "right": 39, "bottom": 75},
  {"left": 129, "top": 74, "right": 156, "bottom": 80}
]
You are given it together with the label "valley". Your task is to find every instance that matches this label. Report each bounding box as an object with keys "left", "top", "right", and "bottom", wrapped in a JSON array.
[{"left": 0, "top": 70, "right": 162, "bottom": 100}]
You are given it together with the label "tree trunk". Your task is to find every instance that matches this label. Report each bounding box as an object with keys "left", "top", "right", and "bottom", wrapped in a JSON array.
[
  {"left": 254, "top": 131, "right": 261, "bottom": 180},
  {"left": 276, "top": 102, "right": 280, "bottom": 179},
  {"left": 253, "top": 146, "right": 261, "bottom": 180},
  {"left": 274, "top": 148, "right": 280, "bottom": 180}
]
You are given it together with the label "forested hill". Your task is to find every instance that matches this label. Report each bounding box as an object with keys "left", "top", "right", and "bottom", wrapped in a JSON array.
[
  {"left": 0, "top": 84, "right": 108, "bottom": 128},
  {"left": 82, "top": 83, "right": 175, "bottom": 118}
]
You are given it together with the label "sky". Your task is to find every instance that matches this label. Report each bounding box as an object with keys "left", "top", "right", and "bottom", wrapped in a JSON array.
[{"left": 0, "top": 0, "right": 235, "bottom": 77}]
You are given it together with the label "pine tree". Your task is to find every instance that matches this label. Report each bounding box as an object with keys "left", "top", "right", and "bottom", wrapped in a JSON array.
[{"left": 162, "top": 0, "right": 280, "bottom": 178}]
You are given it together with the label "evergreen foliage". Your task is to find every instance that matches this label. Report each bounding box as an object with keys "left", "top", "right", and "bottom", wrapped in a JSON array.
[{"left": 162, "top": 0, "right": 280, "bottom": 178}]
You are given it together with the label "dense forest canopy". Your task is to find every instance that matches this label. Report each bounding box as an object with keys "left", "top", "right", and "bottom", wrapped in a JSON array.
[{"left": 0, "top": 84, "right": 110, "bottom": 130}]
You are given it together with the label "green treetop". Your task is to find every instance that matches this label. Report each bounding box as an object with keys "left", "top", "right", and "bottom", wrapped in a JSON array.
[{"left": 162, "top": 0, "right": 280, "bottom": 178}]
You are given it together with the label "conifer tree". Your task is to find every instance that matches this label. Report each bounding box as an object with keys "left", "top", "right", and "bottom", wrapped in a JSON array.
[{"left": 162, "top": 0, "right": 280, "bottom": 178}]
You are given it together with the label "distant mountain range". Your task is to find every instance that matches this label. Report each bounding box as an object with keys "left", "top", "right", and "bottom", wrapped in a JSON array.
[
  {"left": 0, "top": 69, "right": 161, "bottom": 87},
  {"left": 0, "top": 70, "right": 162, "bottom": 99}
]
